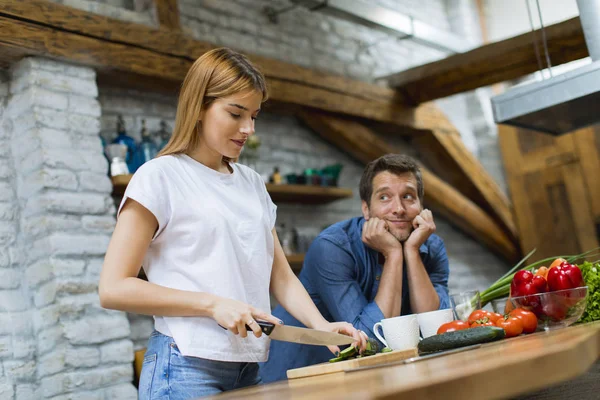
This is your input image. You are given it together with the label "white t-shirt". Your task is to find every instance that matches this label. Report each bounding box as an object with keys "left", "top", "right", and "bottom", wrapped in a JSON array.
[{"left": 118, "top": 154, "right": 277, "bottom": 362}]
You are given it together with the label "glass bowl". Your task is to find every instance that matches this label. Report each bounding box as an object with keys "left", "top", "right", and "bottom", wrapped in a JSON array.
[{"left": 509, "top": 286, "right": 588, "bottom": 331}]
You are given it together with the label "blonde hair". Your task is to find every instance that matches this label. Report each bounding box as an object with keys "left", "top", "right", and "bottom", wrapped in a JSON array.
[{"left": 157, "top": 48, "right": 268, "bottom": 158}]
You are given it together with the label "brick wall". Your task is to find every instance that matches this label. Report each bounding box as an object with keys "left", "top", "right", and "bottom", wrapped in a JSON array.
[
  {"left": 48, "top": 0, "right": 154, "bottom": 25},
  {"left": 0, "top": 58, "right": 136, "bottom": 399}
]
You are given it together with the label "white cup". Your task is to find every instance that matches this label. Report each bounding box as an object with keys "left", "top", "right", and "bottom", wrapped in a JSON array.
[
  {"left": 416, "top": 309, "right": 454, "bottom": 338},
  {"left": 373, "top": 314, "right": 420, "bottom": 351}
]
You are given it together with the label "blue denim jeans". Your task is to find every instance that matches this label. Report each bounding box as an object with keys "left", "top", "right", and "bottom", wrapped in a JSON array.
[{"left": 139, "top": 330, "right": 262, "bottom": 399}]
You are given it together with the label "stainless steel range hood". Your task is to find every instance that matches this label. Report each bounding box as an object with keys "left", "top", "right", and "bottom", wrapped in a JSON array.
[{"left": 491, "top": 0, "right": 600, "bottom": 135}]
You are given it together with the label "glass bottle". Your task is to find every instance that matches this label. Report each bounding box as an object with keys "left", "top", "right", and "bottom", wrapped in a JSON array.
[
  {"left": 111, "top": 115, "right": 137, "bottom": 173},
  {"left": 134, "top": 119, "right": 158, "bottom": 168},
  {"left": 158, "top": 120, "right": 171, "bottom": 151}
]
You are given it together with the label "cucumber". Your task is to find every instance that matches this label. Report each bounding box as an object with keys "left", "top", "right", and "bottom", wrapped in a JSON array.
[
  {"left": 328, "top": 338, "right": 381, "bottom": 362},
  {"left": 329, "top": 345, "right": 357, "bottom": 362},
  {"left": 418, "top": 326, "right": 505, "bottom": 354},
  {"left": 363, "top": 338, "right": 380, "bottom": 356}
]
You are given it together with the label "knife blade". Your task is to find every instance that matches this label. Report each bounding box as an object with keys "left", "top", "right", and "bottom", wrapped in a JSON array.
[{"left": 219, "top": 321, "right": 356, "bottom": 346}]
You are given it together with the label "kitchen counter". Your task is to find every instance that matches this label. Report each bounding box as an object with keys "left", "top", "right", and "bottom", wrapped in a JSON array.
[{"left": 207, "top": 322, "right": 600, "bottom": 400}]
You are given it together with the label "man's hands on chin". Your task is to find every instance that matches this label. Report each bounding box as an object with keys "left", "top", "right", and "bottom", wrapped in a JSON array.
[
  {"left": 361, "top": 217, "right": 403, "bottom": 259},
  {"left": 405, "top": 209, "right": 436, "bottom": 252}
]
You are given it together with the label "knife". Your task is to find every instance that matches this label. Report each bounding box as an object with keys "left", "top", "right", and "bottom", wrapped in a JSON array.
[{"left": 219, "top": 321, "right": 356, "bottom": 346}]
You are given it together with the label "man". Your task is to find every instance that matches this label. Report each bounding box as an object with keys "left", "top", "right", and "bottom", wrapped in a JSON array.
[{"left": 259, "top": 154, "right": 450, "bottom": 382}]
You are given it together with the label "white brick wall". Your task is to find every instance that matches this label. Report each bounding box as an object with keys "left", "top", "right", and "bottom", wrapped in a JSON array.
[
  {"left": 47, "top": 0, "right": 154, "bottom": 26},
  {"left": 1, "top": 58, "right": 136, "bottom": 399}
]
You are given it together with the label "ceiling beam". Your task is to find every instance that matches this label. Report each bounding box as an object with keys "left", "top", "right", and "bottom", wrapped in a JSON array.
[
  {"left": 0, "top": 0, "right": 402, "bottom": 105},
  {"left": 298, "top": 111, "right": 519, "bottom": 262},
  {"left": 0, "top": 11, "right": 420, "bottom": 127},
  {"left": 384, "top": 17, "right": 587, "bottom": 104}
]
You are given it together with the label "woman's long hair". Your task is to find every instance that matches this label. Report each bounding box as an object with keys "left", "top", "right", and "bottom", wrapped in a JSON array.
[{"left": 157, "top": 48, "right": 268, "bottom": 159}]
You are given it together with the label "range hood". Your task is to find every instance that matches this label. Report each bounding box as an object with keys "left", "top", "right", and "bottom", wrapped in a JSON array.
[{"left": 491, "top": 0, "right": 600, "bottom": 135}]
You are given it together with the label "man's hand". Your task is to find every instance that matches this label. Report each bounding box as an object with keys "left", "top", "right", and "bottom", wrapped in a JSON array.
[
  {"left": 362, "top": 217, "right": 403, "bottom": 258},
  {"left": 405, "top": 209, "right": 436, "bottom": 251}
]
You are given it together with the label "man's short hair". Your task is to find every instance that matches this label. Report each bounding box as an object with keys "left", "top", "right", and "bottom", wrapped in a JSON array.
[{"left": 359, "top": 154, "right": 424, "bottom": 207}]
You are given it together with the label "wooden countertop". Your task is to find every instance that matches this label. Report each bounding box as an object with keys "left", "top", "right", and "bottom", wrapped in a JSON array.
[{"left": 209, "top": 322, "right": 600, "bottom": 400}]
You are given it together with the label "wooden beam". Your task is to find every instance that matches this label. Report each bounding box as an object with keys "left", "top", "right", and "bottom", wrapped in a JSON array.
[
  {"left": 0, "top": 17, "right": 190, "bottom": 80},
  {"left": 155, "top": 0, "right": 180, "bottom": 30},
  {"left": 0, "top": 12, "right": 414, "bottom": 127},
  {"left": 0, "top": 0, "right": 402, "bottom": 105},
  {"left": 0, "top": 1, "right": 420, "bottom": 128},
  {"left": 385, "top": 17, "right": 587, "bottom": 104},
  {"left": 299, "top": 111, "right": 519, "bottom": 262}
]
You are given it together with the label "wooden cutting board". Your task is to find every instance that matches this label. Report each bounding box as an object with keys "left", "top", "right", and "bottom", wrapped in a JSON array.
[{"left": 286, "top": 347, "right": 418, "bottom": 379}]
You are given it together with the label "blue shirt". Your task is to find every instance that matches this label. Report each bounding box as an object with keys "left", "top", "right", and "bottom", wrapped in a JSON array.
[{"left": 259, "top": 216, "right": 450, "bottom": 383}]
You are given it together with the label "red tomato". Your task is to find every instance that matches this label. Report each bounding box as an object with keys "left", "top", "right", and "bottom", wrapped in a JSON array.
[
  {"left": 468, "top": 310, "right": 492, "bottom": 324},
  {"left": 487, "top": 312, "right": 503, "bottom": 323},
  {"left": 509, "top": 308, "right": 538, "bottom": 334},
  {"left": 496, "top": 316, "right": 524, "bottom": 338},
  {"left": 437, "top": 320, "right": 470, "bottom": 334}
]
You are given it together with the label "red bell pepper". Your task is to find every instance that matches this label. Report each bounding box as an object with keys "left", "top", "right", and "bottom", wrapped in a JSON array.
[
  {"left": 511, "top": 270, "right": 547, "bottom": 312},
  {"left": 511, "top": 270, "right": 548, "bottom": 297},
  {"left": 546, "top": 261, "right": 584, "bottom": 291}
]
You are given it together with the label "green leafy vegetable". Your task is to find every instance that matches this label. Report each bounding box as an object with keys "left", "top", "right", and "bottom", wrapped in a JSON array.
[{"left": 579, "top": 262, "right": 600, "bottom": 323}]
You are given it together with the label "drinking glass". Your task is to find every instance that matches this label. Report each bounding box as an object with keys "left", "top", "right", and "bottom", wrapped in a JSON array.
[{"left": 450, "top": 290, "right": 481, "bottom": 321}]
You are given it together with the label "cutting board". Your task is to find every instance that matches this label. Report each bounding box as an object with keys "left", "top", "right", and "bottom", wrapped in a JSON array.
[{"left": 286, "top": 347, "right": 418, "bottom": 379}]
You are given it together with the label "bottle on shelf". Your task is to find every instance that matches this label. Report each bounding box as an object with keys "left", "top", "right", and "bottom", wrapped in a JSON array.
[
  {"left": 270, "top": 166, "right": 282, "bottom": 184},
  {"left": 157, "top": 120, "right": 171, "bottom": 151},
  {"left": 134, "top": 119, "right": 158, "bottom": 168},
  {"left": 105, "top": 144, "right": 129, "bottom": 177},
  {"left": 111, "top": 115, "right": 138, "bottom": 173}
]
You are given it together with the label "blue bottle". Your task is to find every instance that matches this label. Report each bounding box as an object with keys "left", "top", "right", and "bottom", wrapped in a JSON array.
[
  {"left": 134, "top": 119, "right": 158, "bottom": 167},
  {"left": 112, "top": 115, "right": 138, "bottom": 173}
]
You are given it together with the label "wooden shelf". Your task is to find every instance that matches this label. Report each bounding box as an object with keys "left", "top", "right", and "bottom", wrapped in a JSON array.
[
  {"left": 111, "top": 174, "right": 131, "bottom": 196},
  {"left": 112, "top": 175, "right": 353, "bottom": 204},
  {"left": 265, "top": 183, "right": 352, "bottom": 204}
]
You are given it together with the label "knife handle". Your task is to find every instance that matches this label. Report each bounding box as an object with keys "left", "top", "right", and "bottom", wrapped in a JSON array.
[{"left": 218, "top": 320, "right": 275, "bottom": 335}]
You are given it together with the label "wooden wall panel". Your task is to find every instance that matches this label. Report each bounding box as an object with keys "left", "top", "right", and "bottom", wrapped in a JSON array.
[
  {"left": 499, "top": 125, "right": 599, "bottom": 262},
  {"left": 573, "top": 128, "right": 600, "bottom": 232}
]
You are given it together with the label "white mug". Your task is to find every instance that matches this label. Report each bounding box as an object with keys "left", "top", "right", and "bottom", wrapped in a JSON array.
[
  {"left": 416, "top": 309, "right": 454, "bottom": 338},
  {"left": 373, "top": 314, "right": 420, "bottom": 351}
]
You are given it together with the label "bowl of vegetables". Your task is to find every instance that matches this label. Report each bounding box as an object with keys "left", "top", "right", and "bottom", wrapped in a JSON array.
[
  {"left": 507, "top": 258, "right": 589, "bottom": 330},
  {"left": 509, "top": 286, "right": 588, "bottom": 330}
]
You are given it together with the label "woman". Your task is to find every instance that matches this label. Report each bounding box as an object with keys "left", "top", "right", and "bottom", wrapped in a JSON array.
[{"left": 99, "top": 48, "right": 367, "bottom": 399}]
